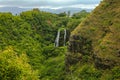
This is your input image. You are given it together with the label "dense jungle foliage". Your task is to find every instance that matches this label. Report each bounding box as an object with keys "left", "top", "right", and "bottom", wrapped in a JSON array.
[
  {"left": 0, "top": 0, "right": 120, "bottom": 79},
  {"left": 0, "top": 9, "right": 89, "bottom": 80}
]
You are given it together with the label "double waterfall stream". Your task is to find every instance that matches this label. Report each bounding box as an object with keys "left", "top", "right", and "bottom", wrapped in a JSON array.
[{"left": 55, "top": 28, "right": 66, "bottom": 47}]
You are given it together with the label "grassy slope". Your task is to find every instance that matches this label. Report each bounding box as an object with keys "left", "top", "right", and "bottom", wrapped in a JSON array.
[{"left": 70, "top": 0, "right": 120, "bottom": 68}]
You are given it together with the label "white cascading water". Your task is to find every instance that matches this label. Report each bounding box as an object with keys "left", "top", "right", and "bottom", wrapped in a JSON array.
[
  {"left": 55, "top": 28, "right": 66, "bottom": 47},
  {"left": 64, "top": 29, "right": 66, "bottom": 46},
  {"left": 55, "top": 30, "right": 60, "bottom": 47}
]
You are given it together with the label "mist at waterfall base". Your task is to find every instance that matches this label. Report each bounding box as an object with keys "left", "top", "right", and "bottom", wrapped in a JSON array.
[{"left": 55, "top": 29, "right": 67, "bottom": 47}]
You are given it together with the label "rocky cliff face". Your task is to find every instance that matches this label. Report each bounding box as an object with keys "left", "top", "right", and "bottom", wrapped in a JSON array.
[{"left": 66, "top": 0, "right": 120, "bottom": 71}]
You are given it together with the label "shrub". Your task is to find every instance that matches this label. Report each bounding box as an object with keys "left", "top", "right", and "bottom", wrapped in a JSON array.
[{"left": 0, "top": 47, "right": 39, "bottom": 80}]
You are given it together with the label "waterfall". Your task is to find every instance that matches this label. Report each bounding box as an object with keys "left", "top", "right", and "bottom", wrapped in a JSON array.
[
  {"left": 55, "top": 28, "right": 66, "bottom": 47},
  {"left": 64, "top": 29, "right": 66, "bottom": 46},
  {"left": 55, "top": 30, "right": 60, "bottom": 47}
]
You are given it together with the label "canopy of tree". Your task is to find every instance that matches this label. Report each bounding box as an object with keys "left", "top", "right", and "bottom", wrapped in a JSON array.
[{"left": 0, "top": 9, "right": 89, "bottom": 80}]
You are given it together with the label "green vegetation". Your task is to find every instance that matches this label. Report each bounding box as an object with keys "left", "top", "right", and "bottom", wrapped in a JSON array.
[
  {"left": 0, "top": 46, "right": 39, "bottom": 80},
  {"left": 0, "top": 0, "right": 120, "bottom": 79},
  {"left": 67, "top": 0, "right": 120, "bottom": 80},
  {"left": 0, "top": 9, "right": 89, "bottom": 80}
]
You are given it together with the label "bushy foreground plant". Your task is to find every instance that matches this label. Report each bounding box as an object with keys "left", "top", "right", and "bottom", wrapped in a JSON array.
[{"left": 0, "top": 47, "right": 39, "bottom": 80}]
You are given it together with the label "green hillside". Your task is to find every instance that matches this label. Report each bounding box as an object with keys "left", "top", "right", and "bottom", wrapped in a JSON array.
[
  {"left": 0, "top": 0, "right": 120, "bottom": 79},
  {"left": 0, "top": 9, "right": 89, "bottom": 79},
  {"left": 66, "top": 0, "right": 120, "bottom": 79}
]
